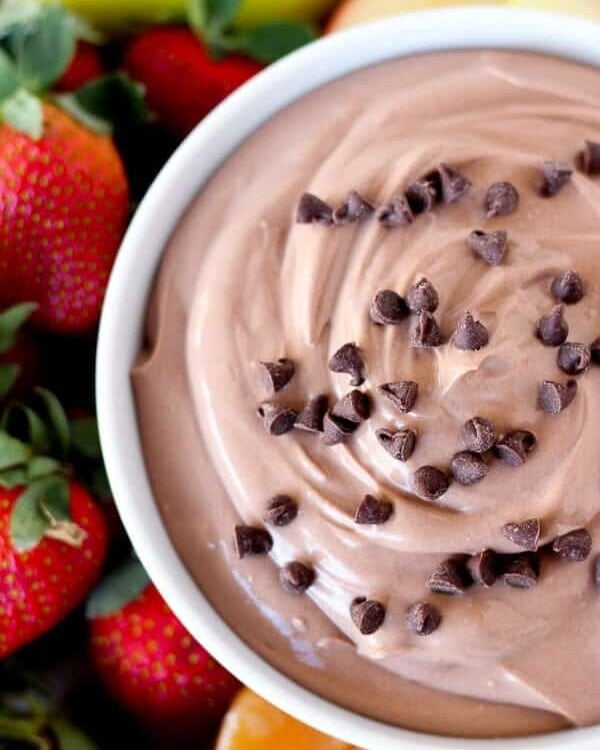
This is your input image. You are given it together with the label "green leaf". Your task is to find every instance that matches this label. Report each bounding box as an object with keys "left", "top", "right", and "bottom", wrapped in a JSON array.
[
  {"left": 34, "top": 388, "right": 70, "bottom": 457},
  {"left": 86, "top": 559, "right": 149, "bottom": 619},
  {"left": 188, "top": 0, "right": 241, "bottom": 39},
  {"left": 1, "top": 88, "right": 42, "bottom": 139},
  {"left": 0, "top": 466, "right": 28, "bottom": 488},
  {"left": 39, "top": 476, "right": 69, "bottom": 522},
  {"left": 0, "top": 430, "right": 31, "bottom": 471},
  {"left": 233, "top": 21, "right": 316, "bottom": 63},
  {"left": 70, "top": 418, "right": 101, "bottom": 460},
  {"left": 27, "top": 456, "right": 60, "bottom": 481},
  {"left": 50, "top": 718, "right": 98, "bottom": 750},
  {"left": 0, "top": 47, "right": 19, "bottom": 101},
  {"left": 9, "top": 476, "right": 70, "bottom": 552},
  {"left": 0, "top": 363, "right": 19, "bottom": 400},
  {"left": 0, "top": 1, "right": 43, "bottom": 39},
  {"left": 0, "top": 302, "right": 37, "bottom": 354},
  {"left": 53, "top": 92, "right": 111, "bottom": 135},
  {"left": 7, "top": 4, "right": 76, "bottom": 92},
  {"left": 10, "top": 480, "right": 50, "bottom": 552},
  {"left": 55, "top": 73, "right": 149, "bottom": 136},
  {"left": 6, "top": 405, "right": 52, "bottom": 454}
]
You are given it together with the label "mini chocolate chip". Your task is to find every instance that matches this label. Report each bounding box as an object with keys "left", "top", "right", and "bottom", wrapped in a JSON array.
[
  {"left": 350, "top": 597, "right": 385, "bottom": 635},
  {"left": 411, "top": 310, "right": 443, "bottom": 348},
  {"left": 558, "top": 342, "right": 591, "bottom": 375},
  {"left": 581, "top": 140, "right": 600, "bottom": 175},
  {"left": 280, "top": 561, "right": 315, "bottom": 593},
  {"left": 378, "top": 196, "right": 414, "bottom": 227},
  {"left": 263, "top": 495, "right": 298, "bottom": 527},
  {"left": 502, "top": 553, "right": 538, "bottom": 589},
  {"left": 537, "top": 305, "right": 568, "bottom": 346},
  {"left": 257, "top": 403, "right": 297, "bottom": 435},
  {"left": 331, "top": 390, "right": 371, "bottom": 423},
  {"left": 551, "top": 270, "right": 585, "bottom": 305},
  {"left": 259, "top": 358, "right": 295, "bottom": 393},
  {"left": 322, "top": 412, "right": 358, "bottom": 446},
  {"left": 370, "top": 289, "right": 410, "bottom": 325},
  {"left": 468, "top": 229, "right": 508, "bottom": 266},
  {"left": 437, "top": 163, "right": 472, "bottom": 203},
  {"left": 485, "top": 181, "right": 519, "bottom": 218},
  {"left": 427, "top": 558, "right": 469, "bottom": 596},
  {"left": 540, "top": 161, "right": 573, "bottom": 197},
  {"left": 450, "top": 451, "right": 489, "bottom": 485},
  {"left": 378, "top": 381, "right": 418, "bottom": 413},
  {"left": 591, "top": 337, "right": 600, "bottom": 364},
  {"left": 406, "top": 178, "right": 438, "bottom": 214},
  {"left": 461, "top": 417, "right": 497, "bottom": 453},
  {"left": 328, "top": 343, "right": 365, "bottom": 386},
  {"left": 354, "top": 494, "right": 394, "bottom": 525},
  {"left": 235, "top": 525, "right": 273, "bottom": 558},
  {"left": 333, "top": 190, "right": 374, "bottom": 224},
  {"left": 413, "top": 466, "right": 450, "bottom": 500},
  {"left": 593, "top": 554, "right": 600, "bottom": 589},
  {"left": 406, "top": 278, "right": 439, "bottom": 313},
  {"left": 495, "top": 430, "right": 536, "bottom": 467},
  {"left": 295, "top": 395, "right": 328, "bottom": 433},
  {"left": 552, "top": 528, "right": 592, "bottom": 562},
  {"left": 376, "top": 428, "right": 417, "bottom": 462},
  {"left": 296, "top": 192, "right": 333, "bottom": 224},
  {"left": 538, "top": 379, "right": 577, "bottom": 415},
  {"left": 406, "top": 601, "right": 442, "bottom": 635},
  {"left": 453, "top": 312, "right": 489, "bottom": 351},
  {"left": 467, "top": 549, "right": 498, "bottom": 588},
  {"left": 501, "top": 519, "right": 541, "bottom": 551}
]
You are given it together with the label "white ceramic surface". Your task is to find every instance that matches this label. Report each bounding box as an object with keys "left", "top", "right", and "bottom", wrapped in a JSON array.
[{"left": 96, "top": 8, "right": 600, "bottom": 748}]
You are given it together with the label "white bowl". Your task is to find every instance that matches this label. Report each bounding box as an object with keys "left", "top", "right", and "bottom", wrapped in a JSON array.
[{"left": 97, "top": 7, "right": 600, "bottom": 749}]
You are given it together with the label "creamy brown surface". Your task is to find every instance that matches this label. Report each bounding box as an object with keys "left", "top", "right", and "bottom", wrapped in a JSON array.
[{"left": 133, "top": 51, "right": 600, "bottom": 738}]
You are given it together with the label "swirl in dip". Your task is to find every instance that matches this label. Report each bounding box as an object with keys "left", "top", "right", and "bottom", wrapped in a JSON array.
[{"left": 133, "top": 51, "right": 600, "bottom": 738}]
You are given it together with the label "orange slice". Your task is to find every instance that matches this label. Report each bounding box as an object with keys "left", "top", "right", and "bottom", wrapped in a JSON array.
[{"left": 215, "top": 689, "right": 358, "bottom": 750}]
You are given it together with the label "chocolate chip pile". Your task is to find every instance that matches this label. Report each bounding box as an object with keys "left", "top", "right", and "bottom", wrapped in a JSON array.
[{"left": 235, "top": 143, "right": 600, "bottom": 641}]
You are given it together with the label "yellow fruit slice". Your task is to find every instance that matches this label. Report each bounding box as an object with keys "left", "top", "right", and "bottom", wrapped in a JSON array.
[
  {"left": 235, "top": 0, "right": 339, "bottom": 29},
  {"left": 43, "top": 0, "right": 186, "bottom": 33},
  {"left": 328, "top": 0, "right": 506, "bottom": 32},
  {"left": 507, "top": 0, "right": 600, "bottom": 20},
  {"left": 215, "top": 689, "right": 357, "bottom": 750}
]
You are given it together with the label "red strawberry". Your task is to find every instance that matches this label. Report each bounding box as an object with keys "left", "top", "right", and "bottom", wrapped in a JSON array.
[
  {"left": 123, "top": 26, "right": 263, "bottom": 136},
  {"left": 0, "top": 103, "right": 129, "bottom": 333},
  {"left": 88, "top": 561, "right": 241, "bottom": 744},
  {"left": 0, "top": 481, "right": 108, "bottom": 658},
  {"left": 55, "top": 40, "right": 104, "bottom": 92}
]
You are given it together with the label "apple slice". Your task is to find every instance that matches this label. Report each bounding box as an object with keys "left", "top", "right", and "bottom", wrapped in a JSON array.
[
  {"left": 507, "top": 0, "right": 600, "bottom": 20},
  {"left": 328, "top": 0, "right": 506, "bottom": 32}
]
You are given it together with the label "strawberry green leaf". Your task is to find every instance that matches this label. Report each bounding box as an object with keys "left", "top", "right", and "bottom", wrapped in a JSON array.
[
  {"left": 1, "top": 88, "right": 42, "bottom": 139},
  {"left": 232, "top": 21, "right": 316, "bottom": 63},
  {"left": 27, "top": 456, "right": 61, "bottom": 481},
  {"left": 86, "top": 559, "right": 149, "bottom": 618},
  {"left": 188, "top": 0, "right": 241, "bottom": 39},
  {"left": 3, "top": 404, "right": 52, "bottom": 454},
  {"left": 0, "top": 47, "right": 19, "bottom": 101},
  {"left": 39, "top": 476, "right": 69, "bottom": 522},
  {"left": 0, "top": 466, "right": 28, "bottom": 488},
  {"left": 0, "top": 363, "right": 20, "bottom": 400},
  {"left": 10, "top": 480, "right": 51, "bottom": 552},
  {"left": 56, "top": 73, "right": 149, "bottom": 136},
  {"left": 34, "top": 388, "right": 70, "bottom": 458},
  {"left": 70, "top": 418, "right": 101, "bottom": 460},
  {"left": 0, "top": 431, "right": 32, "bottom": 471},
  {"left": 0, "top": 302, "right": 37, "bottom": 354},
  {"left": 50, "top": 718, "right": 99, "bottom": 750},
  {"left": 6, "top": 4, "right": 76, "bottom": 92},
  {"left": 0, "top": 1, "right": 43, "bottom": 38}
]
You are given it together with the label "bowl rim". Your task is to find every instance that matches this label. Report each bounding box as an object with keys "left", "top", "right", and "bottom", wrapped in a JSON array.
[{"left": 97, "top": 7, "right": 600, "bottom": 748}]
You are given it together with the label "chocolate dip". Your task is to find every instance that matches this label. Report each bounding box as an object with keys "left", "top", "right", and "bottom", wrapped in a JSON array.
[{"left": 133, "top": 51, "right": 600, "bottom": 737}]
